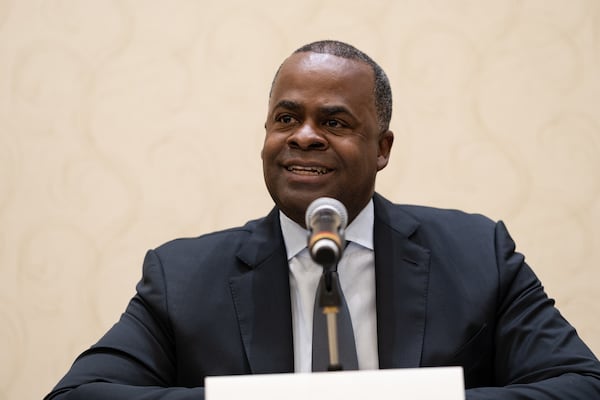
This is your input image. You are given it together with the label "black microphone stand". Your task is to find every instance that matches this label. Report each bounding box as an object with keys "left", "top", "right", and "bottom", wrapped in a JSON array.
[{"left": 317, "top": 263, "right": 344, "bottom": 371}]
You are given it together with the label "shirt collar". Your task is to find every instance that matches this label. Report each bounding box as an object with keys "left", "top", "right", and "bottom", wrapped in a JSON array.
[{"left": 279, "top": 199, "right": 374, "bottom": 261}]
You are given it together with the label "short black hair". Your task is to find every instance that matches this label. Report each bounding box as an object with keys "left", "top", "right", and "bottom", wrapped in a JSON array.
[{"left": 271, "top": 40, "right": 392, "bottom": 132}]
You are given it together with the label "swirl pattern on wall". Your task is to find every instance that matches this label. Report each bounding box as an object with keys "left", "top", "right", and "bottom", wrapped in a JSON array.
[{"left": 0, "top": 1, "right": 598, "bottom": 399}]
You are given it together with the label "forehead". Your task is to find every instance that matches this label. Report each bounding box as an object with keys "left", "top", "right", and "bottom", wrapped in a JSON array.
[{"left": 270, "top": 52, "right": 375, "bottom": 106}]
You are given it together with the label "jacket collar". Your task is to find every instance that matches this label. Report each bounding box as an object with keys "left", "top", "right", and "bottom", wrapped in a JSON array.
[
  {"left": 230, "top": 208, "right": 295, "bottom": 374},
  {"left": 372, "top": 193, "right": 430, "bottom": 368},
  {"left": 230, "top": 194, "right": 431, "bottom": 372}
]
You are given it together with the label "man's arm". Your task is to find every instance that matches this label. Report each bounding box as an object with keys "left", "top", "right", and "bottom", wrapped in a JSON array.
[
  {"left": 466, "top": 221, "right": 600, "bottom": 398},
  {"left": 44, "top": 250, "right": 206, "bottom": 400},
  {"left": 45, "top": 384, "right": 204, "bottom": 400}
]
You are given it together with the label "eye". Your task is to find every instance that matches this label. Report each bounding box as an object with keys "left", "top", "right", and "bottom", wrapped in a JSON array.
[
  {"left": 276, "top": 114, "right": 296, "bottom": 124},
  {"left": 324, "top": 119, "right": 342, "bottom": 128}
]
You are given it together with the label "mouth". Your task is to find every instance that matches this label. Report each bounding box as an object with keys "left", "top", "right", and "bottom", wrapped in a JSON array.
[{"left": 286, "top": 165, "right": 331, "bottom": 176}]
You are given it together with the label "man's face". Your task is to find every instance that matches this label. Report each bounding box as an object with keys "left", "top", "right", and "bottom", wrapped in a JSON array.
[{"left": 262, "top": 52, "right": 393, "bottom": 226}]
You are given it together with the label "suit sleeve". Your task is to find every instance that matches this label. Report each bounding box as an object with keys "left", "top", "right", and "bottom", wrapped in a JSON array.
[
  {"left": 465, "top": 221, "right": 600, "bottom": 399},
  {"left": 44, "top": 250, "right": 206, "bottom": 400}
]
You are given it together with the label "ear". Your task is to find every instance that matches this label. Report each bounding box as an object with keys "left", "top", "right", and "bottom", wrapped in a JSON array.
[
  {"left": 376, "top": 130, "right": 394, "bottom": 171},
  {"left": 261, "top": 121, "right": 268, "bottom": 160}
]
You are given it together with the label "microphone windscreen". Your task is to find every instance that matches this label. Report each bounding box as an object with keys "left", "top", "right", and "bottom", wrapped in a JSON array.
[{"left": 305, "top": 197, "right": 348, "bottom": 231}]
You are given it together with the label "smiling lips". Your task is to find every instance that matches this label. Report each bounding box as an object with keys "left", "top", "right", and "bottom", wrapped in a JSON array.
[{"left": 286, "top": 165, "right": 331, "bottom": 176}]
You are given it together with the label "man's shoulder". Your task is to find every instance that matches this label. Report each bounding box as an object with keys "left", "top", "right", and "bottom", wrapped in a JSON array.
[
  {"left": 374, "top": 194, "right": 497, "bottom": 236},
  {"left": 375, "top": 196, "right": 503, "bottom": 263},
  {"left": 152, "top": 213, "right": 272, "bottom": 256},
  {"left": 397, "top": 203, "right": 493, "bottom": 224}
]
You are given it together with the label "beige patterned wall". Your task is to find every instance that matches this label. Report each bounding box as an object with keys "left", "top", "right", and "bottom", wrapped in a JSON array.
[{"left": 1, "top": 1, "right": 599, "bottom": 399}]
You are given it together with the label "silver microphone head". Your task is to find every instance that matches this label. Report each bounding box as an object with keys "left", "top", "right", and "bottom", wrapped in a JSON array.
[
  {"left": 305, "top": 197, "right": 348, "bottom": 232},
  {"left": 305, "top": 197, "right": 348, "bottom": 266}
]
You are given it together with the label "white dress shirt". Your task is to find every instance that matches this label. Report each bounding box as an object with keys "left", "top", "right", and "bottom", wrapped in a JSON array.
[{"left": 280, "top": 200, "right": 379, "bottom": 372}]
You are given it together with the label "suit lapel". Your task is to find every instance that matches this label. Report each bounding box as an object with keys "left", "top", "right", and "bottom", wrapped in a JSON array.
[
  {"left": 229, "top": 208, "right": 294, "bottom": 374},
  {"left": 373, "top": 194, "right": 431, "bottom": 368},
  {"left": 227, "top": 196, "right": 431, "bottom": 372}
]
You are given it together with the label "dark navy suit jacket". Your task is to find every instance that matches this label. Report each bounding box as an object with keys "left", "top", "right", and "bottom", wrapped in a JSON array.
[{"left": 46, "top": 194, "right": 600, "bottom": 399}]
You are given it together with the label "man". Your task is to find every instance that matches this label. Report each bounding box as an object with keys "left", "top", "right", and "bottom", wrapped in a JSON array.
[{"left": 46, "top": 40, "right": 600, "bottom": 399}]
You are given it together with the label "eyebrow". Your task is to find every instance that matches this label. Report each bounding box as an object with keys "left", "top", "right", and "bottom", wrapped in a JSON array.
[
  {"left": 273, "top": 101, "right": 352, "bottom": 117},
  {"left": 320, "top": 105, "right": 351, "bottom": 116},
  {"left": 273, "top": 100, "right": 303, "bottom": 112}
]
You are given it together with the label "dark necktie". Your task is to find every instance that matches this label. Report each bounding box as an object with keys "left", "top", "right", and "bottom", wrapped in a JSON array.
[{"left": 312, "top": 262, "right": 359, "bottom": 371}]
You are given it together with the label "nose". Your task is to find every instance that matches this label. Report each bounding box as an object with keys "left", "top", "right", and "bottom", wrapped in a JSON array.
[{"left": 287, "top": 121, "right": 328, "bottom": 150}]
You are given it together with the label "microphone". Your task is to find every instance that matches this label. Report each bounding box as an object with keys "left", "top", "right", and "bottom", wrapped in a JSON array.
[{"left": 305, "top": 197, "right": 348, "bottom": 267}]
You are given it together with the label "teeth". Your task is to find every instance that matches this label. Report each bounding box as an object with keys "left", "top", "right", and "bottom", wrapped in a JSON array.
[{"left": 287, "top": 165, "right": 329, "bottom": 175}]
